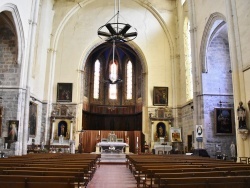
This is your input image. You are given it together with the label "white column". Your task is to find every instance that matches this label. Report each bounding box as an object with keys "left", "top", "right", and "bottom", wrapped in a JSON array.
[
  {"left": 225, "top": 0, "right": 247, "bottom": 160},
  {"left": 70, "top": 119, "right": 74, "bottom": 140},
  {"left": 50, "top": 118, "right": 55, "bottom": 144}
]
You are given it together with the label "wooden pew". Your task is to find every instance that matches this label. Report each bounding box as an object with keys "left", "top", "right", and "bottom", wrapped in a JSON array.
[
  {"left": 0, "top": 175, "right": 76, "bottom": 188},
  {"left": 2, "top": 170, "right": 87, "bottom": 187},
  {"left": 160, "top": 176, "right": 250, "bottom": 188},
  {"left": 0, "top": 153, "right": 100, "bottom": 187}
]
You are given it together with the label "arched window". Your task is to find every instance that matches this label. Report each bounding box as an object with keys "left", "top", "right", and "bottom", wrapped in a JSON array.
[
  {"left": 126, "top": 61, "right": 133, "bottom": 99},
  {"left": 93, "top": 59, "right": 100, "bottom": 99},
  {"left": 183, "top": 17, "right": 193, "bottom": 101},
  {"left": 109, "top": 60, "right": 118, "bottom": 99}
]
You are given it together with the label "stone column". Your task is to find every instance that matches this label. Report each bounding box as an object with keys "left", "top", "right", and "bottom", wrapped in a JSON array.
[
  {"left": 70, "top": 118, "right": 74, "bottom": 140},
  {"left": 225, "top": 0, "right": 247, "bottom": 160},
  {"left": 50, "top": 117, "right": 55, "bottom": 144}
]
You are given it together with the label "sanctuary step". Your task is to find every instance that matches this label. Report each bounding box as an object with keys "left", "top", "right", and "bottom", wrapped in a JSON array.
[{"left": 100, "top": 153, "right": 127, "bottom": 163}]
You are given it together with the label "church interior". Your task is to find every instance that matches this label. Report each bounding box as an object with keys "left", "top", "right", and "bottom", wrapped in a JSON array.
[{"left": 0, "top": 0, "right": 250, "bottom": 187}]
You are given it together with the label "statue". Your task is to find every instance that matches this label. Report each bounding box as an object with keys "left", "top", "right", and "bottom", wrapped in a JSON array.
[
  {"left": 230, "top": 142, "right": 236, "bottom": 158},
  {"left": 237, "top": 101, "right": 246, "bottom": 129}
]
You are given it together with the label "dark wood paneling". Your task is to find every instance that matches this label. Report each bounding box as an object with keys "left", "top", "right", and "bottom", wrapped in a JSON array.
[{"left": 82, "top": 110, "right": 142, "bottom": 131}]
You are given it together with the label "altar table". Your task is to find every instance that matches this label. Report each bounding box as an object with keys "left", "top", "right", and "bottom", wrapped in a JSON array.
[{"left": 96, "top": 142, "right": 129, "bottom": 154}]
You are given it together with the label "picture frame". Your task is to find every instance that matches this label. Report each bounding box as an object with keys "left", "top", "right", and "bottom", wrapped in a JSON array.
[
  {"left": 29, "top": 102, "right": 37, "bottom": 137},
  {"left": 214, "top": 108, "right": 234, "bottom": 135},
  {"left": 153, "top": 87, "right": 168, "bottom": 106},
  {"left": 57, "top": 83, "right": 73, "bottom": 102},
  {"left": 170, "top": 127, "right": 182, "bottom": 142},
  {"left": 196, "top": 125, "right": 203, "bottom": 138},
  {"left": 8, "top": 120, "right": 19, "bottom": 142}
]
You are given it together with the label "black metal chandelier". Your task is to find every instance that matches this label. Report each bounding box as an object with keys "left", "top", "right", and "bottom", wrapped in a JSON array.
[{"left": 97, "top": 0, "right": 137, "bottom": 43}]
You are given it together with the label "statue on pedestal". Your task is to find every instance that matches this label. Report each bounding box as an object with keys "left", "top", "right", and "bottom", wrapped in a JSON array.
[{"left": 237, "top": 101, "right": 247, "bottom": 129}]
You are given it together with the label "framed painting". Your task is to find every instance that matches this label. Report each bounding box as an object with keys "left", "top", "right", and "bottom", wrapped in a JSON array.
[
  {"left": 8, "top": 120, "right": 19, "bottom": 142},
  {"left": 153, "top": 87, "right": 168, "bottom": 106},
  {"left": 196, "top": 125, "right": 203, "bottom": 138},
  {"left": 57, "top": 83, "right": 73, "bottom": 102},
  {"left": 29, "top": 102, "right": 37, "bottom": 137},
  {"left": 214, "top": 108, "right": 234, "bottom": 135},
  {"left": 170, "top": 127, "right": 182, "bottom": 142}
]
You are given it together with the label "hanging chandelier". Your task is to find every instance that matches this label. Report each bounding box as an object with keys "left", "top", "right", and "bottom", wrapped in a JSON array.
[{"left": 97, "top": 0, "right": 137, "bottom": 43}]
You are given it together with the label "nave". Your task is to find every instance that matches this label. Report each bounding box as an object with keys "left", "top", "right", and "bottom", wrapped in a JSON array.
[
  {"left": 87, "top": 164, "right": 136, "bottom": 188},
  {"left": 1, "top": 152, "right": 250, "bottom": 188}
]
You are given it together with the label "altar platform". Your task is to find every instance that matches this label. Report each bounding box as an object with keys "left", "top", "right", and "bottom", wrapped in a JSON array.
[{"left": 100, "top": 153, "right": 127, "bottom": 164}]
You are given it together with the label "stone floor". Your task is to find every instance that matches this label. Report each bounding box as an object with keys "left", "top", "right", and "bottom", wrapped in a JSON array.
[
  {"left": 100, "top": 153, "right": 127, "bottom": 163},
  {"left": 86, "top": 164, "right": 137, "bottom": 188}
]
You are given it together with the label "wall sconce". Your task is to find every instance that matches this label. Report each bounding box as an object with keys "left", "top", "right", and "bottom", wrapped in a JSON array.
[{"left": 238, "top": 129, "right": 249, "bottom": 141}]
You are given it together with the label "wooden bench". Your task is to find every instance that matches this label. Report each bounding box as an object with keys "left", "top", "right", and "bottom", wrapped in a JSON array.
[
  {"left": 2, "top": 170, "right": 87, "bottom": 187},
  {"left": 0, "top": 175, "right": 76, "bottom": 188},
  {"left": 160, "top": 176, "right": 250, "bottom": 188}
]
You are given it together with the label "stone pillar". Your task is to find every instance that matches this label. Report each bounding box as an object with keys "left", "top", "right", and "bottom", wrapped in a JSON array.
[
  {"left": 70, "top": 118, "right": 74, "bottom": 140},
  {"left": 50, "top": 118, "right": 55, "bottom": 144},
  {"left": 225, "top": 0, "right": 248, "bottom": 160}
]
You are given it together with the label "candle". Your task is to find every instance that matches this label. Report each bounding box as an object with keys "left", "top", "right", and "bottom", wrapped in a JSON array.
[
  {"left": 99, "top": 130, "right": 100, "bottom": 135},
  {"left": 125, "top": 131, "right": 127, "bottom": 136},
  {"left": 137, "top": 137, "right": 138, "bottom": 142}
]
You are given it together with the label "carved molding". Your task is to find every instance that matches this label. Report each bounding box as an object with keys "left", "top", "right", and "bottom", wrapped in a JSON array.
[{"left": 238, "top": 129, "right": 249, "bottom": 141}]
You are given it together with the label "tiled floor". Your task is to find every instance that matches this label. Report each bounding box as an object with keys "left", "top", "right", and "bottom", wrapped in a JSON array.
[{"left": 87, "top": 164, "right": 137, "bottom": 188}]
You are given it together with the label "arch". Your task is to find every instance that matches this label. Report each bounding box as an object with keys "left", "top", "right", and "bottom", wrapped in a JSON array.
[
  {"left": 0, "top": 3, "right": 25, "bottom": 64},
  {"left": 200, "top": 12, "right": 226, "bottom": 73},
  {"left": 51, "top": 0, "right": 174, "bottom": 106}
]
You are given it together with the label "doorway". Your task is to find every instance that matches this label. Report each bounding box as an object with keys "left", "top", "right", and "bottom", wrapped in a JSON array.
[{"left": 187, "top": 135, "right": 192, "bottom": 152}]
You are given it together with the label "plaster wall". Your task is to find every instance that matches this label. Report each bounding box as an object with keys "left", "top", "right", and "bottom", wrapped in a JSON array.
[
  {"left": 235, "top": 0, "right": 250, "bottom": 69},
  {"left": 50, "top": 0, "right": 176, "bottom": 108}
]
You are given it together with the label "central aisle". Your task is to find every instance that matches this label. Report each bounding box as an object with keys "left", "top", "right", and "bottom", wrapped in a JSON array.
[{"left": 87, "top": 164, "right": 137, "bottom": 188}]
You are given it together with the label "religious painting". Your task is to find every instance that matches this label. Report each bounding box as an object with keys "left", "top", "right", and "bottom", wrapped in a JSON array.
[
  {"left": 8, "top": 120, "right": 19, "bottom": 142},
  {"left": 29, "top": 102, "right": 37, "bottom": 137},
  {"left": 57, "top": 83, "right": 73, "bottom": 102},
  {"left": 215, "top": 108, "right": 234, "bottom": 135},
  {"left": 170, "top": 127, "right": 182, "bottom": 142},
  {"left": 155, "top": 108, "right": 165, "bottom": 118},
  {"left": 153, "top": 87, "right": 168, "bottom": 106},
  {"left": 60, "top": 105, "right": 68, "bottom": 116},
  {"left": 196, "top": 125, "right": 203, "bottom": 138},
  {"left": 156, "top": 123, "right": 166, "bottom": 138}
]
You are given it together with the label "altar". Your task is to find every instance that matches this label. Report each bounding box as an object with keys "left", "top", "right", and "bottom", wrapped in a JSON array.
[
  {"left": 154, "top": 143, "right": 172, "bottom": 154},
  {"left": 96, "top": 142, "right": 129, "bottom": 154}
]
